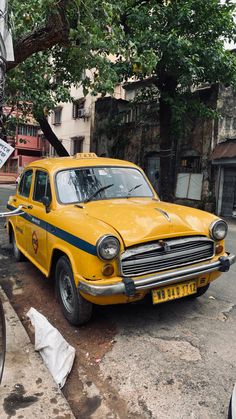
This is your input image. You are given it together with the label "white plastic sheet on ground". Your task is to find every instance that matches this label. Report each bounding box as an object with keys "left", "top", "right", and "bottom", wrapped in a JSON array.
[{"left": 27, "top": 307, "right": 75, "bottom": 388}]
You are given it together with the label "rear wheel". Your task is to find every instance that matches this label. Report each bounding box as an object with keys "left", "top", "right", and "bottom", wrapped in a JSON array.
[
  {"left": 12, "top": 230, "right": 25, "bottom": 262},
  {"left": 55, "top": 256, "right": 93, "bottom": 326}
]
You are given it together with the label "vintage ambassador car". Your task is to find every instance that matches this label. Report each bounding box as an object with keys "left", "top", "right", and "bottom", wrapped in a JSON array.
[{"left": 6, "top": 153, "right": 235, "bottom": 325}]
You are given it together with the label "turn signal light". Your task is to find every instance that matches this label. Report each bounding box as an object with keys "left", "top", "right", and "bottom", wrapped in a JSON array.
[
  {"left": 215, "top": 243, "right": 223, "bottom": 254},
  {"left": 102, "top": 264, "right": 114, "bottom": 276}
]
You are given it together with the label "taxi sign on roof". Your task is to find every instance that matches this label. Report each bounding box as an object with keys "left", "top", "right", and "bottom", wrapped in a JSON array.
[{"left": 75, "top": 153, "right": 97, "bottom": 159}]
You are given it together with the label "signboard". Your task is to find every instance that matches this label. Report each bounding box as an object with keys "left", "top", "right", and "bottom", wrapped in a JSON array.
[{"left": 0, "top": 138, "right": 14, "bottom": 169}]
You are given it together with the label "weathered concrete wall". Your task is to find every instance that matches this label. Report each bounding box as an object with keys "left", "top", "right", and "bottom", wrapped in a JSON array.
[
  {"left": 92, "top": 85, "right": 236, "bottom": 212},
  {"left": 91, "top": 97, "right": 160, "bottom": 170},
  {"left": 217, "top": 85, "right": 236, "bottom": 143},
  {"left": 175, "top": 86, "right": 218, "bottom": 211}
]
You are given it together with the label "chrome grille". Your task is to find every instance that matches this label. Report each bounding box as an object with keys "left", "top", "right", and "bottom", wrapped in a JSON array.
[{"left": 120, "top": 236, "right": 214, "bottom": 277}]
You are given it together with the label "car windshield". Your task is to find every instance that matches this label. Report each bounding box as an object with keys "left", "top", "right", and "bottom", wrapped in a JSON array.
[{"left": 56, "top": 166, "right": 153, "bottom": 204}]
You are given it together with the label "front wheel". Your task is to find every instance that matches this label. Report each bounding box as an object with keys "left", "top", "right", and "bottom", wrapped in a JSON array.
[
  {"left": 55, "top": 256, "right": 93, "bottom": 326},
  {"left": 190, "top": 284, "right": 210, "bottom": 298}
]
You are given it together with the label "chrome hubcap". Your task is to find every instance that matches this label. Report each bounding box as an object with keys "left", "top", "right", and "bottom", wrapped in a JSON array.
[{"left": 59, "top": 272, "right": 74, "bottom": 313}]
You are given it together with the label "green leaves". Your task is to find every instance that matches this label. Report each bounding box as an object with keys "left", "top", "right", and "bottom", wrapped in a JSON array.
[
  {"left": 5, "top": 0, "right": 236, "bottom": 142},
  {"left": 6, "top": 0, "right": 120, "bottom": 121}
]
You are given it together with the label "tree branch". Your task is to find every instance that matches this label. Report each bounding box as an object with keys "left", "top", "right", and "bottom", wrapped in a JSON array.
[{"left": 6, "top": 1, "right": 71, "bottom": 71}]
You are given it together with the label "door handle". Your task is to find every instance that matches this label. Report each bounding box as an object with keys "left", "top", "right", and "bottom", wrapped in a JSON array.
[{"left": 22, "top": 205, "right": 33, "bottom": 210}]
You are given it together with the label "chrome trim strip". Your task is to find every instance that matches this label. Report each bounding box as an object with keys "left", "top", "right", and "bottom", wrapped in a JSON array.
[
  {"left": 210, "top": 219, "right": 228, "bottom": 240},
  {"left": 155, "top": 208, "right": 171, "bottom": 222},
  {"left": 96, "top": 234, "right": 120, "bottom": 261},
  {"left": 120, "top": 236, "right": 213, "bottom": 260},
  {"left": 120, "top": 236, "right": 215, "bottom": 277},
  {"left": 78, "top": 253, "right": 236, "bottom": 297},
  {"left": 122, "top": 245, "right": 213, "bottom": 266}
]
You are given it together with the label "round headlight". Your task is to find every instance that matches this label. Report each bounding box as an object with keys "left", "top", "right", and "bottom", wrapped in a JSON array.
[
  {"left": 97, "top": 235, "right": 120, "bottom": 261},
  {"left": 210, "top": 220, "right": 228, "bottom": 240}
]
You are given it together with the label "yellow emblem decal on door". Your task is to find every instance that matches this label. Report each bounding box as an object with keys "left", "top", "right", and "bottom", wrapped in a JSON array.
[{"left": 32, "top": 231, "right": 38, "bottom": 254}]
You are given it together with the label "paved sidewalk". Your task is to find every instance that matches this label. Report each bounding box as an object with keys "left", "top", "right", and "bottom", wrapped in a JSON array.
[{"left": 0, "top": 288, "right": 75, "bottom": 419}]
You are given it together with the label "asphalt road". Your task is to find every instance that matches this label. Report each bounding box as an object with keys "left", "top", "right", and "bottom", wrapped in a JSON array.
[
  {"left": 0, "top": 186, "right": 16, "bottom": 212},
  {"left": 0, "top": 185, "right": 236, "bottom": 419},
  {"left": 100, "top": 224, "right": 236, "bottom": 419}
]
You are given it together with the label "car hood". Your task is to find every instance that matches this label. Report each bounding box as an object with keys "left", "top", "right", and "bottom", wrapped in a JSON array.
[{"left": 85, "top": 198, "right": 216, "bottom": 247}]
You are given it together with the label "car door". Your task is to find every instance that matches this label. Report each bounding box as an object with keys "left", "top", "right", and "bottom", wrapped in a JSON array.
[
  {"left": 12, "top": 169, "right": 34, "bottom": 252},
  {"left": 26, "top": 169, "right": 52, "bottom": 272}
]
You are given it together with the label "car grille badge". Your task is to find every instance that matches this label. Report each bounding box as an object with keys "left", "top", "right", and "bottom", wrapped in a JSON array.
[{"left": 158, "top": 239, "right": 170, "bottom": 252}]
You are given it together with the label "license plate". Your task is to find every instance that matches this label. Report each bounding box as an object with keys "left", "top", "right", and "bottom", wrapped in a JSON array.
[{"left": 152, "top": 281, "right": 197, "bottom": 304}]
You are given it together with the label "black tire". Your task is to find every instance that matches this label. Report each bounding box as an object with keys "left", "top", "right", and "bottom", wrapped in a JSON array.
[
  {"left": 189, "top": 284, "right": 210, "bottom": 298},
  {"left": 55, "top": 256, "right": 93, "bottom": 326},
  {"left": 12, "top": 230, "right": 25, "bottom": 262}
]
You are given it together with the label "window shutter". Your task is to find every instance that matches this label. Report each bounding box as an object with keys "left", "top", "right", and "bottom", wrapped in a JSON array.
[{"left": 72, "top": 102, "right": 77, "bottom": 119}]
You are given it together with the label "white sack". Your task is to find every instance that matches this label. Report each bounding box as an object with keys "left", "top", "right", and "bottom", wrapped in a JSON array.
[{"left": 27, "top": 307, "right": 75, "bottom": 388}]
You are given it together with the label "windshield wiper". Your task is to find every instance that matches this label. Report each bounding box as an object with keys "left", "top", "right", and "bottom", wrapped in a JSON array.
[
  {"left": 84, "top": 184, "right": 114, "bottom": 203},
  {"left": 127, "top": 184, "right": 143, "bottom": 197}
]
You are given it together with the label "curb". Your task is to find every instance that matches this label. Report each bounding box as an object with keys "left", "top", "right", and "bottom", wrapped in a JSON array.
[{"left": 0, "top": 288, "right": 75, "bottom": 419}]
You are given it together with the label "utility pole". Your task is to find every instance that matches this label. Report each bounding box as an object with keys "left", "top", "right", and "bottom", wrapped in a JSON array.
[{"left": 0, "top": 0, "right": 14, "bottom": 141}]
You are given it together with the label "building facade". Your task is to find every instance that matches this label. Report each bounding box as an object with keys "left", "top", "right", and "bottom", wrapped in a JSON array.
[
  {"left": 49, "top": 85, "right": 94, "bottom": 156},
  {"left": 49, "top": 81, "right": 125, "bottom": 156},
  {"left": 0, "top": 108, "right": 48, "bottom": 183},
  {"left": 91, "top": 83, "right": 236, "bottom": 217},
  {"left": 212, "top": 86, "right": 236, "bottom": 217}
]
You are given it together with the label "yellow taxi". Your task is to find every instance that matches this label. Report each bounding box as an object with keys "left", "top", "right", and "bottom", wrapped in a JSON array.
[{"left": 6, "top": 153, "right": 235, "bottom": 325}]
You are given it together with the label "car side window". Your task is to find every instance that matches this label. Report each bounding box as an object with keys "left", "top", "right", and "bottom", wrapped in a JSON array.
[
  {"left": 33, "top": 170, "right": 52, "bottom": 203},
  {"left": 18, "top": 170, "right": 33, "bottom": 198}
]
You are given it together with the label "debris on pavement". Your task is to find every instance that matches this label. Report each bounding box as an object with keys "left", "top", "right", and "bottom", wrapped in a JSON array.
[{"left": 27, "top": 307, "right": 75, "bottom": 388}]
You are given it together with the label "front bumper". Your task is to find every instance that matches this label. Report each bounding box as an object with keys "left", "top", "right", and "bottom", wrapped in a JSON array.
[{"left": 78, "top": 253, "right": 236, "bottom": 298}]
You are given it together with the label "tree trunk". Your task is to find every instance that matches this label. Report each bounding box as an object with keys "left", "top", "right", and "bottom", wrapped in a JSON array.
[
  {"left": 159, "top": 92, "right": 177, "bottom": 202},
  {"left": 37, "top": 114, "right": 69, "bottom": 157}
]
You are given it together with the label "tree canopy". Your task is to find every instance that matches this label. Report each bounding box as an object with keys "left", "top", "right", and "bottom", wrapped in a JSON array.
[
  {"left": 4, "top": 0, "right": 120, "bottom": 154},
  {"left": 109, "top": 0, "right": 236, "bottom": 199}
]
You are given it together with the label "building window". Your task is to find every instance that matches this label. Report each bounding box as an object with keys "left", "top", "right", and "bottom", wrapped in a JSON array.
[
  {"left": 18, "top": 169, "right": 33, "bottom": 198},
  {"left": 49, "top": 139, "right": 63, "bottom": 157},
  {"left": 18, "top": 124, "right": 39, "bottom": 137},
  {"left": 52, "top": 107, "right": 62, "bottom": 125},
  {"left": 145, "top": 152, "right": 160, "bottom": 193},
  {"left": 72, "top": 136, "right": 84, "bottom": 154},
  {"left": 175, "top": 173, "right": 203, "bottom": 200},
  {"left": 121, "top": 106, "right": 142, "bottom": 124},
  {"left": 180, "top": 156, "right": 201, "bottom": 173},
  {"left": 72, "top": 99, "right": 86, "bottom": 119}
]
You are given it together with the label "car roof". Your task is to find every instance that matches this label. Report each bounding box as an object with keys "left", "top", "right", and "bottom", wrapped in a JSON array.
[{"left": 27, "top": 155, "right": 139, "bottom": 172}]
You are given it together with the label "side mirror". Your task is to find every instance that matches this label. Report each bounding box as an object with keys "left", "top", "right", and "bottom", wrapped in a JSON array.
[{"left": 41, "top": 196, "right": 51, "bottom": 213}]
